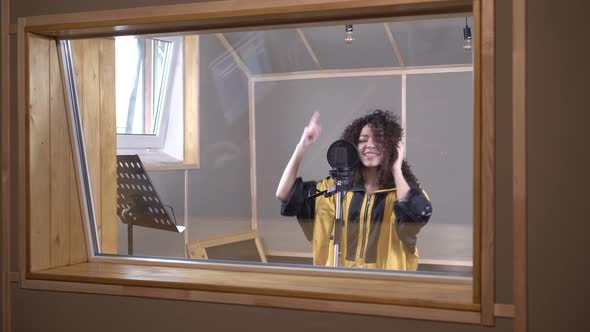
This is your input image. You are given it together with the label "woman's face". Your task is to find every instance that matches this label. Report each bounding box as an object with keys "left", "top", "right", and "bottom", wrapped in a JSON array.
[{"left": 357, "top": 125, "right": 384, "bottom": 168}]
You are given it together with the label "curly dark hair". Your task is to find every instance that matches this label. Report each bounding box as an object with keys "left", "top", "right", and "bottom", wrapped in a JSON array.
[{"left": 340, "top": 110, "right": 417, "bottom": 188}]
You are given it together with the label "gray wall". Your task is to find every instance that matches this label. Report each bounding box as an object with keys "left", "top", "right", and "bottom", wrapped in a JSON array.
[
  {"left": 4, "top": 0, "right": 590, "bottom": 332},
  {"left": 527, "top": 0, "right": 590, "bottom": 329},
  {"left": 12, "top": 283, "right": 515, "bottom": 332},
  {"left": 407, "top": 72, "right": 473, "bottom": 261}
]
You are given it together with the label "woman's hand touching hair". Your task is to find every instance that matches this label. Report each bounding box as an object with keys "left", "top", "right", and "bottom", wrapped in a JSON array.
[
  {"left": 392, "top": 140, "right": 405, "bottom": 172},
  {"left": 392, "top": 141, "right": 410, "bottom": 200}
]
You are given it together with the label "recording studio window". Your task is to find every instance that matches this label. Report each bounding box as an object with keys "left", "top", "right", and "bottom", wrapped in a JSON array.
[{"left": 63, "top": 16, "right": 475, "bottom": 274}]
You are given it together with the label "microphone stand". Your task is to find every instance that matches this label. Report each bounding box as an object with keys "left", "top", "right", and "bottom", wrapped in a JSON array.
[
  {"left": 333, "top": 178, "right": 344, "bottom": 267},
  {"left": 308, "top": 168, "right": 351, "bottom": 267}
]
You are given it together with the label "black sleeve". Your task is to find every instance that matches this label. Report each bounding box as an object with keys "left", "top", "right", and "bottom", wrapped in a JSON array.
[
  {"left": 280, "top": 177, "right": 318, "bottom": 241},
  {"left": 393, "top": 181, "right": 432, "bottom": 253}
]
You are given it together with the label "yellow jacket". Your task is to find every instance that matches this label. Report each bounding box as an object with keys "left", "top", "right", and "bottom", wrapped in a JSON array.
[{"left": 281, "top": 177, "right": 432, "bottom": 270}]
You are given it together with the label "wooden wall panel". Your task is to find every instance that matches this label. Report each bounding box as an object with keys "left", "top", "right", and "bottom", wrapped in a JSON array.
[
  {"left": 69, "top": 148, "right": 88, "bottom": 264},
  {"left": 28, "top": 34, "right": 51, "bottom": 272},
  {"left": 69, "top": 38, "right": 117, "bottom": 255},
  {"left": 49, "top": 40, "right": 70, "bottom": 267},
  {"left": 1, "top": 0, "right": 12, "bottom": 330},
  {"left": 69, "top": 40, "right": 88, "bottom": 264},
  {"left": 81, "top": 39, "right": 102, "bottom": 248},
  {"left": 99, "top": 39, "right": 117, "bottom": 254},
  {"left": 28, "top": 37, "right": 117, "bottom": 269},
  {"left": 480, "top": 0, "right": 496, "bottom": 325},
  {"left": 513, "top": 0, "right": 527, "bottom": 330},
  {"left": 71, "top": 40, "right": 84, "bottom": 106},
  {"left": 69, "top": 40, "right": 89, "bottom": 264},
  {"left": 184, "top": 35, "right": 199, "bottom": 167},
  {"left": 471, "top": 0, "right": 482, "bottom": 304}
]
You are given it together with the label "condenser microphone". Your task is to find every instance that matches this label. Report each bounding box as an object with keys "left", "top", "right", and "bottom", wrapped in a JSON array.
[{"left": 326, "top": 139, "right": 358, "bottom": 170}]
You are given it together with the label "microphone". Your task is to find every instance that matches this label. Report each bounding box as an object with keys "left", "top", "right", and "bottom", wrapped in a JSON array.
[
  {"left": 326, "top": 139, "right": 358, "bottom": 170},
  {"left": 307, "top": 140, "right": 358, "bottom": 200}
]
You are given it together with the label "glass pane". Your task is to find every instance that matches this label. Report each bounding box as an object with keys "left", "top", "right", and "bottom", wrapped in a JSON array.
[
  {"left": 390, "top": 17, "right": 474, "bottom": 66},
  {"left": 152, "top": 39, "right": 173, "bottom": 135},
  {"left": 115, "top": 36, "right": 173, "bottom": 135},
  {"left": 407, "top": 73, "right": 473, "bottom": 265},
  {"left": 66, "top": 15, "right": 475, "bottom": 276}
]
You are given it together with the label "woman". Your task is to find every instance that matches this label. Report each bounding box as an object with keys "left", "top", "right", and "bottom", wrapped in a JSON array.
[{"left": 276, "top": 110, "right": 432, "bottom": 270}]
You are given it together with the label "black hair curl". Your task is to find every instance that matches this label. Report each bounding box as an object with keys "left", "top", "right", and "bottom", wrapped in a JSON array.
[{"left": 340, "top": 110, "right": 417, "bottom": 188}]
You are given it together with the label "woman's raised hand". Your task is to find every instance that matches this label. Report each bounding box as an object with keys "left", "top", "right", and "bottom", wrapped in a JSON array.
[
  {"left": 299, "top": 111, "right": 322, "bottom": 150},
  {"left": 276, "top": 112, "right": 321, "bottom": 201}
]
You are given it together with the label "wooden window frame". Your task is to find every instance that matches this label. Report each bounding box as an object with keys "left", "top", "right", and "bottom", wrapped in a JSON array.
[{"left": 15, "top": 0, "right": 501, "bottom": 325}]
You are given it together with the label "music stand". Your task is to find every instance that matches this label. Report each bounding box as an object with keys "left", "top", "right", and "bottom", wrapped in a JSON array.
[{"left": 116, "top": 155, "right": 185, "bottom": 255}]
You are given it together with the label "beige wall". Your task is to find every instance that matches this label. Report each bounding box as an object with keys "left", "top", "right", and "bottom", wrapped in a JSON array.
[{"left": 3, "top": 0, "right": 589, "bottom": 331}]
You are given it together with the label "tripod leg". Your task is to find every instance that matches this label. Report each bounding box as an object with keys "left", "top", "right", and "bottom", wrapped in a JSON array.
[{"left": 128, "top": 223, "right": 133, "bottom": 256}]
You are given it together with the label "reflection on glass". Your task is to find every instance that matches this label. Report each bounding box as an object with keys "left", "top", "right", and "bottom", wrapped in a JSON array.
[{"left": 68, "top": 15, "right": 474, "bottom": 276}]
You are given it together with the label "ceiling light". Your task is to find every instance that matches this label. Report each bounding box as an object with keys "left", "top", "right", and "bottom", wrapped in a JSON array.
[
  {"left": 463, "top": 17, "right": 472, "bottom": 51},
  {"left": 344, "top": 24, "right": 355, "bottom": 45}
]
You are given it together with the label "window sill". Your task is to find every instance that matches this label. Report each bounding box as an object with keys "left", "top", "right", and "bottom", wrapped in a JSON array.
[
  {"left": 143, "top": 161, "right": 199, "bottom": 171},
  {"left": 117, "top": 149, "right": 199, "bottom": 171},
  {"left": 27, "top": 262, "right": 478, "bottom": 316}
]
